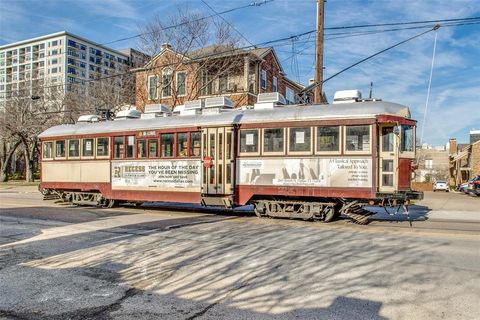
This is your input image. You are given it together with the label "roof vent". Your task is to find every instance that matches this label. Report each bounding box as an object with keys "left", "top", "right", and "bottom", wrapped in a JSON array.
[
  {"left": 205, "top": 96, "right": 233, "bottom": 109},
  {"left": 77, "top": 115, "right": 100, "bottom": 123},
  {"left": 144, "top": 104, "right": 171, "bottom": 114},
  {"left": 254, "top": 92, "right": 286, "bottom": 110},
  {"left": 333, "top": 90, "right": 362, "bottom": 104},
  {"left": 114, "top": 109, "right": 141, "bottom": 120},
  {"left": 257, "top": 92, "right": 286, "bottom": 105},
  {"left": 184, "top": 99, "right": 204, "bottom": 110},
  {"left": 141, "top": 104, "right": 171, "bottom": 119}
]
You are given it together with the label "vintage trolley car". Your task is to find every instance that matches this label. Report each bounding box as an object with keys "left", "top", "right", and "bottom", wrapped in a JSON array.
[{"left": 38, "top": 92, "right": 423, "bottom": 223}]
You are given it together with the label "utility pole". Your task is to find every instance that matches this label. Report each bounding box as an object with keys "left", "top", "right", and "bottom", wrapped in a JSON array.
[{"left": 314, "top": 0, "right": 324, "bottom": 103}]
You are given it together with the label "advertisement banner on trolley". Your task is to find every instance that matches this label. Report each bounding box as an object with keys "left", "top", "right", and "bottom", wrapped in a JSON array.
[
  {"left": 112, "top": 160, "right": 202, "bottom": 192},
  {"left": 237, "top": 157, "right": 372, "bottom": 188}
]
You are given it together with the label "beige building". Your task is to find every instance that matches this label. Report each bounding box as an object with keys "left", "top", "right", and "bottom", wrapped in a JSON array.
[
  {"left": 0, "top": 31, "right": 146, "bottom": 109},
  {"left": 414, "top": 145, "right": 450, "bottom": 183}
]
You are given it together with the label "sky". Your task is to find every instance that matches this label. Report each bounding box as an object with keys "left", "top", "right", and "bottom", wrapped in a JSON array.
[{"left": 1, "top": 0, "right": 479, "bottom": 146}]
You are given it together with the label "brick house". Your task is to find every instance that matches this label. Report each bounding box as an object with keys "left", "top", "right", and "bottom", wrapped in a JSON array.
[
  {"left": 449, "top": 137, "right": 480, "bottom": 186},
  {"left": 135, "top": 44, "right": 304, "bottom": 111}
]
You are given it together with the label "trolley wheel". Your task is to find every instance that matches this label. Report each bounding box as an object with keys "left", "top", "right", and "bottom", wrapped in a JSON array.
[
  {"left": 253, "top": 202, "right": 265, "bottom": 217},
  {"left": 323, "top": 207, "right": 336, "bottom": 223},
  {"left": 103, "top": 199, "right": 116, "bottom": 208}
]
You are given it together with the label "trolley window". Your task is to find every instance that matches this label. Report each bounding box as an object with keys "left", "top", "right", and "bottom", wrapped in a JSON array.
[
  {"left": 113, "top": 136, "right": 124, "bottom": 159},
  {"left": 137, "top": 139, "right": 147, "bottom": 158},
  {"left": 263, "top": 128, "right": 284, "bottom": 154},
  {"left": 240, "top": 129, "right": 259, "bottom": 154},
  {"left": 148, "top": 139, "right": 158, "bottom": 158},
  {"left": 96, "top": 137, "right": 109, "bottom": 157},
  {"left": 316, "top": 126, "right": 340, "bottom": 153},
  {"left": 289, "top": 127, "right": 311, "bottom": 153},
  {"left": 55, "top": 140, "right": 65, "bottom": 158},
  {"left": 126, "top": 135, "right": 135, "bottom": 158},
  {"left": 68, "top": 139, "right": 80, "bottom": 158},
  {"left": 177, "top": 133, "right": 188, "bottom": 157},
  {"left": 42, "top": 141, "right": 53, "bottom": 159},
  {"left": 161, "top": 133, "right": 174, "bottom": 157},
  {"left": 81, "top": 138, "right": 94, "bottom": 157},
  {"left": 345, "top": 125, "right": 371, "bottom": 153},
  {"left": 401, "top": 125, "right": 414, "bottom": 152},
  {"left": 190, "top": 132, "right": 201, "bottom": 157}
]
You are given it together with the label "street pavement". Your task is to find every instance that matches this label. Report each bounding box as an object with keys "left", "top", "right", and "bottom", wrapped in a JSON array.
[{"left": 0, "top": 186, "right": 479, "bottom": 319}]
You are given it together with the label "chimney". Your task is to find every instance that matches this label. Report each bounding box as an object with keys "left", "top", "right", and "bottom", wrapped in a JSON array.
[
  {"left": 161, "top": 43, "right": 172, "bottom": 51},
  {"left": 448, "top": 138, "right": 457, "bottom": 155}
]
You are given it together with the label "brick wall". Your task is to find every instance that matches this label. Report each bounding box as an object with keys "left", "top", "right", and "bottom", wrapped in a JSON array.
[{"left": 471, "top": 141, "right": 480, "bottom": 176}]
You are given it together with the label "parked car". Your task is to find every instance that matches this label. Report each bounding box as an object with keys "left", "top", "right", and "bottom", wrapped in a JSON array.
[
  {"left": 458, "top": 181, "right": 470, "bottom": 193},
  {"left": 433, "top": 180, "right": 449, "bottom": 192},
  {"left": 467, "top": 175, "right": 480, "bottom": 196}
]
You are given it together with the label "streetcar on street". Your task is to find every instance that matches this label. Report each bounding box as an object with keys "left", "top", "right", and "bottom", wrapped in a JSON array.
[{"left": 38, "top": 91, "right": 423, "bottom": 223}]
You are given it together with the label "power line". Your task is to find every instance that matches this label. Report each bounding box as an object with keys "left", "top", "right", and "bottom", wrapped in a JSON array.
[
  {"left": 324, "top": 16, "right": 480, "bottom": 31},
  {"left": 200, "top": 0, "right": 264, "bottom": 48},
  {"left": 302, "top": 25, "right": 441, "bottom": 94},
  {"left": 3, "top": 18, "right": 479, "bottom": 97},
  {"left": 100, "top": 1, "right": 272, "bottom": 46}
]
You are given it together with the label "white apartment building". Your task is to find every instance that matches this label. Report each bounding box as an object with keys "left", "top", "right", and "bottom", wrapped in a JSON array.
[{"left": 0, "top": 31, "right": 140, "bottom": 108}]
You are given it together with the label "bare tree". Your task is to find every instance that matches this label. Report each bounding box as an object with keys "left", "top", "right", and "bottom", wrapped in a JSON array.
[{"left": 136, "top": 6, "right": 250, "bottom": 109}]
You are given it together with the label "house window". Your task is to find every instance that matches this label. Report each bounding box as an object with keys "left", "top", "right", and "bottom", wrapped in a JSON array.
[
  {"left": 261, "top": 69, "right": 267, "bottom": 89},
  {"left": 176, "top": 71, "right": 186, "bottom": 96},
  {"left": 240, "top": 129, "right": 259, "bottom": 153},
  {"left": 162, "top": 68, "right": 172, "bottom": 97},
  {"left": 200, "top": 70, "right": 212, "bottom": 96},
  {"left": 286, "top": 86, "right": 295, "bottom": 104},
  {"left": 345, "top": 125, "right": 371, "bottom": 152},
  {"left": 272, "top": 76, "right": 278, "bottom": 92},
  {"left": 147, "top": 75, "right": 157, "bottom": 100},
  {"left": 219, "top": 74, "right": 228, "bottom": 93},
  {"left": 425, "top": 159, "right": 433, "bottom": 169},
  {"left": 289, "top": 127, "right": 311, "bottom": 153},
  {"left": 317, "top": 126, "right": 340, "bottom": 152}
]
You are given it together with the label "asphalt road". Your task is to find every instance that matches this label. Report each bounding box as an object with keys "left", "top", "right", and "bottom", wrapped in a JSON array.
[{"left": 0, "top": 188, "right": 479, "bottom": 320}]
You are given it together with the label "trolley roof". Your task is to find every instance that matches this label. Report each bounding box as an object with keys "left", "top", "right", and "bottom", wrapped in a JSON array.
[{"left": 39, "top": 100, "right": 411, "bottom": 138}]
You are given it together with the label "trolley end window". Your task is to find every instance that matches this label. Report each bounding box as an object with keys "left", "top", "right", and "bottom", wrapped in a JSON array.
[
  {"left": 126, "top": 135, "right": 135, "bottom": 158},
  {"left": 137, "top": 139, "right": 147, "bottom": 158},
  {"left": 401, "top": 125, "right": 414, "bottom": 152},
  {"left": 148, "top": 139, "right": 158, "bottom": 158},
  {"left": 42, "top": 142, "right": 53, "bottom": 159}
]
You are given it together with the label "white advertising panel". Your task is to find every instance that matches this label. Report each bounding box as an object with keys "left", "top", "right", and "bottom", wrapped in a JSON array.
[
  {"left": 238, "top": 157, "right": 372, "bottom": 188},
  {"left": 112, "top": 160, "right": 201, "bottom": 192}
]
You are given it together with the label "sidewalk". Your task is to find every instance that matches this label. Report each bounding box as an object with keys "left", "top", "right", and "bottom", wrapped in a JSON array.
[{"left": 0, "top": 181, "right": 39, "bottom": 193}]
